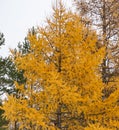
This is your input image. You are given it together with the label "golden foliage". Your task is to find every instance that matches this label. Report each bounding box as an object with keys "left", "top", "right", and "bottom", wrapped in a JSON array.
[
  {"left": 1, "top": 1, "right": 119, "bottom": 130},
  {"left": 84, "top": 123, "right": 115, "bottom": 130}
]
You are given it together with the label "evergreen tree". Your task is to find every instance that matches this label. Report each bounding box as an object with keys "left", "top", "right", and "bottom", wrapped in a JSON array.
[
  {"left": 0, "top": 33, "right": 26, "bottom": 96},
  {"left": 0, "top": 33, "right": 5, "bottom": 47},
  {"left": 0, "top": 57, "right": 26, "bottom": 95},
  {"left": 0, "top": 33, "right": 8, "bottom": 129}
]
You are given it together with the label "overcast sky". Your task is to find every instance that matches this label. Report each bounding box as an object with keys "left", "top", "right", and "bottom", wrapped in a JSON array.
[{"left": 0, "top": 0, "right": 72, "bottom": 57}]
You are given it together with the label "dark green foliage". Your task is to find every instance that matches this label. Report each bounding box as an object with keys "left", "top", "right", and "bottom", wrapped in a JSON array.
[
  {"left": 0, "top": 57, "right": 26, "bottom": 95},
  {"left": 16, "top": 27, "right": 37, "bottom": 55},
  {"left": 0, "top": 33, "right": 27, "bottom": 128},
  {"left": 0, "top": 102, "right": 8, "bottom": 129},
  {"left": 0, "top": 33, "right": 29, "bottom": 95},
  {"left": 0, "top": 33, "right": 5, "bottom": 47},
  {"left": 16, "top": 27, "right": 36, "bottom": 55},
  {"left": 17, "top": 37, "right": 31, "bottom": 55}
]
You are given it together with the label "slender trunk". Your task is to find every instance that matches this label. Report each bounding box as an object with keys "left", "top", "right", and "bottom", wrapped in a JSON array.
[
  {"left": 56, "top": 53, "right": 62, "bottom": 129},
  {"left": 57, "top": 104, "right": 62, "bottom": 129},
  {"left": 102, "top": 0, "right": 106, "bottom": 43},
  {"left": 14, "top": 121, "right": 17, "bottom": 130},
  {"left": 102, "top": 0, "right": 109, "bottom": 84},
  {"left": 55, "top": 1, "right": 63, "bottom": 129}
]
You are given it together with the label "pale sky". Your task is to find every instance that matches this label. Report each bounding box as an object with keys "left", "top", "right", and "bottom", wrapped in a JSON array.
[{"left": 0, "top": 0, "right": 72, "bottom": 57}]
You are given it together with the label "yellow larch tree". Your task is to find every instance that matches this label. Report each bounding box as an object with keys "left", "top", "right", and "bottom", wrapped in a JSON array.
[{"left": 1, "top": 1, "right": 116, "bottom": 130}]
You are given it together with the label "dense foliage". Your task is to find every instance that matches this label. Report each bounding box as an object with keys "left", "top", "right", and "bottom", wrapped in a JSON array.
[{"left": 0, "top": 1, "right": 119, "bottom": 130}]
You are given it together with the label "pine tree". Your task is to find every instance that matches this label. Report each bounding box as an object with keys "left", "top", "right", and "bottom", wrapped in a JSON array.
[
  {"left": 0, "top": 33, "right": 27, "bottom": 129},
  {"left": 0, "top": 32, "right": 5, "bottom": 47}
]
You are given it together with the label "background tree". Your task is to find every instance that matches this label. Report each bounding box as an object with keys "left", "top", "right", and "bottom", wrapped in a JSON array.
[
  {"left": 0, "top": 33, "right": 8, "bottom": 129},
  {"left": 0, "top": 32, "right": 26, "bottom": 129},
  {"left": 74, "top": 1, "right": 119, "bottom": 129},
  {"left": 0, "top": 44, "right": 27, "bottom": 96},
  {"left": 0, "top": 57, "right": 26, "bottom": 96},
  {"left": 0, "top": 33, "right": 5, "bottom": 47},
  {"left": 73, "top": 0, "right": 119, "bottom": 84}
]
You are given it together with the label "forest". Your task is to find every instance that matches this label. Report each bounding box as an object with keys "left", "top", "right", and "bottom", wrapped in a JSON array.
[{"left": 0, "top": 0, "right": 119, "bottom": 129}]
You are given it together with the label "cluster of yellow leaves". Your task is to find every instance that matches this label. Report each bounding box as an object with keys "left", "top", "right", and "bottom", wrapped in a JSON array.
[
  {"left": 84, "top": 123, "right": 115, "bottom": 130},
  {"left": 1, "top": 1, "right": 119, "bottom": 130},
  {"left": 1, "top": 95, "right": 47, "bottom": 129}
]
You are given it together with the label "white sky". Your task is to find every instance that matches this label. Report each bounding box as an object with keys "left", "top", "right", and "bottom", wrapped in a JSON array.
[{"left": 0, "top": 0, "right": 72, "bottom": 57}]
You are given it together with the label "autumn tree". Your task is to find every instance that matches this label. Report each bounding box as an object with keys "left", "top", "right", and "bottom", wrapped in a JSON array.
[
  {"left": 2, "top": 1, "right": 119, "bottom": 130},
  {"left": 73, "top": 0, "right": 119, "bottom": 84}
]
